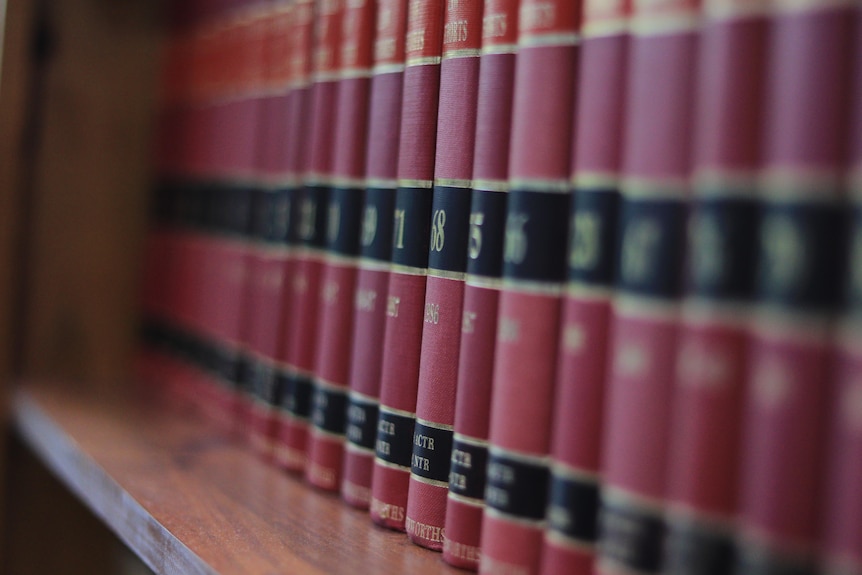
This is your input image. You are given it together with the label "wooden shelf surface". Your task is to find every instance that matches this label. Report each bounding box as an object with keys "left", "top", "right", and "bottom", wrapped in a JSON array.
[{"left": 12, "top": 383, "right": 467, "bottom": 575}]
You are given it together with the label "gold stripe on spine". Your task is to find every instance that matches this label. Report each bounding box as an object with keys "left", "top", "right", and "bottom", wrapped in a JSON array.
[
  {"left": 348, "top": 389, "right": 380, "bottom": 404},
  {"left": 366, "top": 177, "right": 399, "bottom": 189},
  {"left": 749, "top": 307, "right": 834, "bottom": 345},
  {"left": 705, "top": 0, "right": 772, "bottom": 20},
  {"left": 573, "top": 171, "right": 621, "bottom": 189},
  {"left": 390, "top": 263, "right": 429, "bottom": 276},
  {"left": 338, "top": 67, "right": 374, "bottom": 79},
  {"left": 447, "top": 491, "right": 486, "bottom": 508},
  {"left": 410, "top": 474, "right": 450, "bottom": 489},
  {"left": 509, "top": 178, "right": 571, "bottom": 193},
  {"left": 485, "top": 506, "right": 547, "bottom": 528},
  {"left": 772, "top": 0, "right": 858, "bottom": 14},
  {"left": 472, "top": 179, "right": 509, "bottom": 193},
  {"left": 680, "top": 297, "right": 754, "bottom": 328},
  {"left": 760, "top": 168, "right": 845, "bottom": 202},
  {"left": 428, "top": 268, "right": 468, "bottom": 280},
  {"left": 566, "top": 282, "right": 615, "bottom": 301},
  {"left": 310, "top": 427, "right": 348, "bottom": 442},
  {"left": 621, "top": 177, "right": 689, "bottom": 199},
  {"left": 481, "top": 42, "right": 520, "bottom": 54},
  {"left": 345, "top": 442, "right": 376, "bottom": 455},
  {"left": 545, "top": 530, "right": 597, "bottom": 553},
  {"left": 500, "top": 278, "right": 565, "bottom": 296},
  {"left": 453, "top": 432, "right": 490, "bottom": 447},
  {"left": 601, "top": 484, "right": 666, "bottom": 514},
  {"left": 443, "top": 47, "right": 483, "bottom": 59},
  {"left": 372, "top": 62, "right": 407, "bottom": 74},
  {"left": 357, "top": 257, "right": 393, "bottom": 272},
  {"left": 374, "top": 457, "right": 412, "bottom": 472},
  {"left": 629, "top": 13, "right": 701, "bottom": 34},
  {"left": 415, "top": 417, "right": 455, "bottom": 431},
  {"left": 612, "top": 293, "right": 679, "bottom": 321},
  {"left": 465, "top": 275, "right": 504, "bottom": 289},
  {"left": 435, "top": 177, "right": 473, "bottom": 188},
  {"left": 692, "top": 169, "right": 759, "bottom": 196},
  {"left": 398, "top": 178, "right": 434, "bottom": 189},
  {"left": 379, "top": 404, "right": 416, "bottom": 418},
  {"left": 406, "top": 55, "right": 444, "bottom": 66},
  {"left": 331, "top": 176, "right": 368, "bottom": 188},
  {"left": 324, "top": 251, "right": 362, "bottom": 267},
  {"left": 488, "top": 445, "right": 551, "bottom": 466},
  {"left": 550, "top": 461, "right": 601, "bottom": 482},
  {"left": 518, "top": 31, "right": 581, "bottom": 46}
]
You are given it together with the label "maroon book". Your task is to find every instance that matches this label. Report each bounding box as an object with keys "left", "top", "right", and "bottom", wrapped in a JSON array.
[
  {"left": 404, "top": 0, "right": 484, "bottom": 552},
  {"left": 271, "top": 0, "right": 320, "bottom": 473},
  {"left": 340, "top": 0, "right": 409, "bottom": 510},
  {"left": 305, "top": 0, "right": 376, "bottom": 491},
  {"left": 594, "top": 0, "right": 700, "bottom": 572},
  {"left": 539, "top": 0, "right": 630, "bottom": 573},
  {"left": 477, "top": 1, "right": 579, "bottom": 573},
  {"left": 733, "top": 2, "right": 853, "bottom": 573},
  {"left": 657, "top": 0, "right": 769, "bottom": 571},
  {"left": 369, "top": 0, "right": 445, "bottom": 531},
  {"left": 442, "top": 0, "right": 519, "bottom": 568}
]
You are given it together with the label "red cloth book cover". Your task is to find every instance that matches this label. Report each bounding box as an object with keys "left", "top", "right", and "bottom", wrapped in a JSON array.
[
  {"left": 442, "top": 0, "right": 519, "bottom": 568},
  {"left": 539, "top": 0, "right": 629, "bottom": 573},
  {"left": 369, "top": 0, "right": 445, "bottom": 531},
  {"left": 477, "top": 0, "right": 579, "bottom": 573},
  {"left": 594, "top": 0, "right": 700, "bottom": 571},
  {"left": 404, "top": 0, "right": 484, "bottom": 551},
  {"left": 658, "top": 0, "right": 768, "bottom": 571},
  {"left": 305, "top": 0, "right": 376, "bottom": 491},
  {"left": 274, "top": 0, "right": 340, "bottom": 473},
  {"left": 733, "top": 1, "right": 853, "bottom": 572},
  {"left": 340, "top": 0, "right": 409, "bottom": 509}
]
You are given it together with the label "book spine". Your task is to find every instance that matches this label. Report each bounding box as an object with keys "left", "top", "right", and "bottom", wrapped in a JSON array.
[
  {"left": 404, "top": 0, "right": 484, "bottom": 551},
  {"left": 478, "top": 1, "right": 579, "bottom": 573},
  {"left": 594, "top": 0, "right": 700, "bottom": 572},
  {"left": 821, "top": 35, "right": 862, "bottom": 575},
  {"left": 442, "top": 0, "right": 520, "bottom": 568},
  {"left": 539, "top": 0, "right": 629, "bottom": 573},
  {"left": 659, "top": 0, "right": 768, "bottom": 571},
  {"left": 246, "top": 0, "right": 296, "bottom": 459},
  {"left": 273, "top": 0, "right": 318, "bottom": 472},
  {"left": 369, "top": 0, "right": 445, "bottom": 531},
  {"left": 305, "top": 0, "right": 376, "bottom": 491},
  {"left": 733, "top": 1, "right": 853, "bottom": 572},
  {"left": 341, "top": 0, "right": 409, "bottom": 509}
]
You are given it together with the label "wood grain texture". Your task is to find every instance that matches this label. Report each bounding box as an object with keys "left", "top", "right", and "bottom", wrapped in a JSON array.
[{"left": 13, "top": 383, "right": 466, "bottom": 575}]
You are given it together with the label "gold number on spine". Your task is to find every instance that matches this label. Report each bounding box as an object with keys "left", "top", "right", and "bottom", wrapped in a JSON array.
[
  {"left": 570, "top": 211, "right": 601, "bottom": 270},
  {"left": 393, "top": 208, "right": 406, "bottom": 250},
  {"left": 503, "top": 212, "right": 529, "bottom": 264},
  {"left": 430, "top": 209, "right": 446, "bottom": 252},
  {"left": 327, "top": 202, "right": 341, "bottom": 245},
  {"left": 468, "top": 212, "right": 484, "bottom": 259},
  {"left": 361, "top": 205, "right": 378, "bottom": 247},
  {"left": 298, "top": 197, "right": 317, "bottom": 241}
]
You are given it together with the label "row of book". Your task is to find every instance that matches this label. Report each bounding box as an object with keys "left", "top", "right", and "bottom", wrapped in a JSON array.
[{"left": 137, "top": 0, "right": 862, "bottom": 573}]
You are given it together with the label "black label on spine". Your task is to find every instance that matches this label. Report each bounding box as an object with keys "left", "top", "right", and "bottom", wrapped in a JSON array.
[
  {"left": 734, "top": 541, "right": 818, "bottom": 575},
  {"left": 327, "top": 186, "right": 365, "bottom": 256},
  {"left": 485, "top": 451, "right": 550, "bottom": 521},
  {"left": 211, "top": 343, "right": 244, "bottom": 389},
  {"left": 448, "top": 438, "right": 488, "bottom": 500},
  {"left": 598, "top": 497, "right": 666, "bottom": 573},
  {"left": 346, "top": 397, "right": 379, "bottom": 450},
  {"left": 427, "top": 186, "right": 472, "bottom": 273},
  {"left": 755, "top": 200, "right": 848, "bottom": 312},
  {"left": 391, "top": 186, "right": 434, "bottom": 268},
  {"left": 846, "top": 204, "right": 862, "bottom": 315},
  {"left": 410, "top": 422, "right": 454, "bottom": 483},
  {"left": 250, "top": 188, "right": 272, "bottom": 240},
  {"left": 311, "top": 385, "right": 349, "bottom": 435},
  {"left": 375, "top": 409, "right": 415, "bottom": 468},
  {"left": 503, "top": 189, "right": 570, "bottom": 282},
  {"left": 281, "top": 373, "right": 314, "bottom": 419},
  {"left": 686, "top": 195, "right": 760, "bottom": 301},
  {"left": 547, "top": 473, "right": 600, "bottom": 542},
  {"left": 569, "top": 187, "right": 621, "bottom": 286},
  {"left": 270, "top": 187, "right": 294, "bottom": 244},
  {"left": 467, "top": 189, "right": 508, "bottom": 278},
  {"left": 297, "top": 185, "right": 330, "bottom": 248},
  {"left": 360, "top": 187, "right": 397, "bottom": 261},
  {"left": 664, "top": 517, "right": 735, "bottom": 575},
  {"left": 250, "top": 360, "right": 280, "bottom": 405},
  {"left": 616, "top": 196, "right": 687, "bottom": 299}
]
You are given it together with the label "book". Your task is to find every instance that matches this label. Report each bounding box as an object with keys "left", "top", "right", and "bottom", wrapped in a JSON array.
[
  {"left": 340, "top": 0, "right": 409, "bottom": 509},
  {"left": 733, "top": 0, "right": 853, "bottom": 572},
  {"left": 659, "top": 0, "right": 768, "bottom": 571},
  {"left": 369, "top": 0, "right": 445, "bottom": 531},
  {"left": 305, "top": 0, "right": 376, "bottom": 491},
  {"left": 594, "top": 0, "right": 700, "bottom": 571},
  {"left": 539, "top": 0, "right": 629, "bottom": 572},
  {"left": 404, "top": 0, "right": 484, "bottom": 552},
  {"left": 441, "top": 0, "right": 519, "bottom": 568},
  {"left": 477, "top": 0, "right": 579, "bottom": 572},
  {"left": 275, "top": 0, "right": 341, "bottom": 473}
]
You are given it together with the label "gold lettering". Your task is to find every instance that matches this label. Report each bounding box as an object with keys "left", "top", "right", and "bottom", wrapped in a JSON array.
[
  {"left": 386, "top": 295, "right": 401, "bottom": 317},
  {"left": 355, "top": 288, "right": 377, "bottom": 312},
  {"left": 461, "top": 310, "right": 477, "bottom": 334},
  {"left": 498, "top": 317, "right": 520, "bottom": 342},
  {"left": 520, "top": 1, "right": 556, "bottom": 29},
  {"left": 482, "top": 13, "right": 508, "bottom": 38},
  {"left": 424, "top": 302, "right": 440, "bottom": 324}
]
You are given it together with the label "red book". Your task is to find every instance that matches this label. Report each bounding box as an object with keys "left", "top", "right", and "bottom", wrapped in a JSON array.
[
  {"left": 404, "top": 0, "right": 484, "bottom": 551},
  {"left": 477, "top": 1, "right": 579, "bottom": 573},
  {"left": 305, "top": 0, "right": 376, "bottom": 491},
  {"left": 539, "top": 0, "right": 629, "bottom": 573},
  {"left": 733, "top": 1, "right": 853, "bottom": 572},
  {"left": 442, "top": 0, "right": 519, "bottom": 568},
  {"left": 821, "top": 32, "right": 862, "bottom": 575},
  {"left": 594, "top": 0, "right": 700, "bottom": 572},
  {"left": 274, "top": 0, "right": 341, "bottom": 473},
  {"left": 658, "top": 0, "right": 769, "bottom": 571},
  {"left": 244, "top": 1, "right": 296, "bottom": 459},
  {"left": 340, "top": 0, "right": 409, "bottom": 509},
  {"left": 369, "top": 0, "right": 445, "bottom": 531}
]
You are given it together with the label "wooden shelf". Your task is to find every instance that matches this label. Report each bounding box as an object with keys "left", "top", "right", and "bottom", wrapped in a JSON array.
[{"left": 12, "top": 383, "right": 466, "bottom": 575}]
